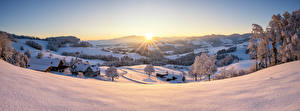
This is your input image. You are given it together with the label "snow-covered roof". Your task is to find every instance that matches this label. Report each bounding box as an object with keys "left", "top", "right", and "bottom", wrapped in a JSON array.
[
  {"left": 28, "top": 58, "right": 62, "bottom": 71},
  {"left": 76, "top": 63, "right": 90, "bottom": 72},
  {"left": 75, "top": 63, "right": 100, "bottom": 72},
  {"left": 90, "top": 65, "right": 100, "bottom": 72}
]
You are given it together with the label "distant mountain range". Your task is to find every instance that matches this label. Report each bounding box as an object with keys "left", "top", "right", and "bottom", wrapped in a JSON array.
[
  {"left": 88, "top": 33, "right": 251, "bottom": 46},
  {"left": 1, "top": 30, "right": 251, "bottom": 45}
]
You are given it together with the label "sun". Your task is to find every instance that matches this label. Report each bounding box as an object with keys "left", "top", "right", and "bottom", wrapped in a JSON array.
[{"left": 145, "top": 34, "right": 153, "bottom": 40}]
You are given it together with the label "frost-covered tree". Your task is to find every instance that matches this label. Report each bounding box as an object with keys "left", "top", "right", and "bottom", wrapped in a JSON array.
[
  {"left": 249, "top": 24, "right": 269, "bottom": 70},
  {"left": 250, "top": 24, "right": 274, "bottom": 69},
  {"left": 268, "top": 14, "right": 282, "bottom": 65},
  {"left": 189, "top": 53, "right": 217, "bottom": 81},
  {"left": 249, "top": 9, "right": 300, "bottom": 71},
  {"left": 144, "top": 64, "right": 155, "bottom": 77},
  {"left": 291, "top": 32, "right": 300, "bottom": 58},
  {"left": 24, "top": 50, "right": 31, "bottom": 58},
  {"left": 257, "top": 37, "right": 270, "bottom": 68},
  {"left": 204, "top": 55, "right": 217, "bottom": 81},
  {"left": 0, "top": 33, "right": 12, "bottom": 60},
  {"left": 105, "top": 66, "right": 119, "bottom": 81},
  {"left": 189, "top": 63, "right": 198, "bottom": 81},
  {"left": 247, "top": 39, "right": 257, "bottom": 59},
  {"left": 277, "top": 10, "right": 300, "bottom": 62},
  {"left": 247, "top": 24, "right": 261, "bottom": 70},
  {"left": 0, "top": 32, "right": 29, "bottom": 68},
  {"left": 279, "top": 32, "right": 300, "bottom": 62}
]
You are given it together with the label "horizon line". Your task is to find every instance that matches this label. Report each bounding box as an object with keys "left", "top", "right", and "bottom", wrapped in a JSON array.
[{"left": 1, "top": 30, "right": 251, "bottom": 41}]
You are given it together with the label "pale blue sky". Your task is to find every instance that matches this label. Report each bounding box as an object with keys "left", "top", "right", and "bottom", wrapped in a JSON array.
[{"left": 0, "top": 0, "right": 299, "bottom": 40}]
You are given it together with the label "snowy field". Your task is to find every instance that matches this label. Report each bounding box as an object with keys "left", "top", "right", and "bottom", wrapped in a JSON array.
[
  {"left": 1, "top": 59, "right": 300, "bottom": 111},
  {"left": 120, "top": 65, "right": 187, "bottom": 84},
  {"left": 57, "top": 47, "right": 145, "bottom": 60}
]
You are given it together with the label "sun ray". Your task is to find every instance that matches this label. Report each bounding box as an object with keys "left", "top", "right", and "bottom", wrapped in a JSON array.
[{"left": 133, "top": 34, "right": 166, "bottom": 58}]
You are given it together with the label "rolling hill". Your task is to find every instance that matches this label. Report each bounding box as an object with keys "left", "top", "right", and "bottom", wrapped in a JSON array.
[{"left": 1, "top": 60, "right": 300, "bottom": 111}]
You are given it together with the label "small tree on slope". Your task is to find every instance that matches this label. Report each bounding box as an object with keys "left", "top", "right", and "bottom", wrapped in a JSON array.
[
  {"left": 257, "top": 37, "right": 270, "bottom": 68},
  {"left": 24, "top": 50, "right": 31, "bottom": 58},
  {"left": 189, "top": 53, "right": 217, "bottom": 81},
  {"left": 105, "top": 66, "right": 119, "bottom": 81},
  {"left": 144, "top": 64, "right": 155, "bottom": 77}
]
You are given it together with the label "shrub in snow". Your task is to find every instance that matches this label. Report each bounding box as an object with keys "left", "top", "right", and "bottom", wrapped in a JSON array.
[
  {"left": 168, "top": 53, "right": 197, "bottom": 66},
  {"left": 37, "top": 52, "right": 43, "bottom": 59},
  {"left": 214, "top": 68, "right": 229, "bottom": 80},
  {"left": 236, "top": 70, "right": 246, "bottom": 76},
  {"left": 144, "top": 64, "right": 155, "bottom": 77},
  {"left": 105, "top": 66, "right": 119, "bottom": 81},
  {"left": 71, "top": 41, "right": 93, "bottom": 47},
  {"left": 215, "top": 68, "right": 246, "bottom": 80},
  {"left": 189, "top": 53, "right": 217, "bottom": 81},
  {"left": 61, "top": 52, "right": 80, "bottom": 57},
  {"left": 216, "top": 46, "right": 237, "bottom": 55},
  {"left": 9, "top": 51, "right": 29, "bottom": 67},
  {"left": 247, "top": 63, "right": 258, "bottom": 74},
  {"left": 78, "top": 73, "right": 85, "bottom": 78},
  {"left": 216, "top": 54, "right": 239, "bottom": 67},
  {"left": 182, "top": 76, "right": 186, "bottom": 82},
  {"left": 24, "top": 50, "right": 31, "bottom": 58},
  {"left": 25, "top": 40, "right": 42, "bottom": 50},
  {"left": 20, "top": 46, "right": 24, "bottom": 50},
  {"left": 46, "top": 42, "right": 59, "bottom": 51}
]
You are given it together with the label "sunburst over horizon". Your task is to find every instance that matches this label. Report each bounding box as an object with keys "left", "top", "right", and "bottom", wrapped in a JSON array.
[{"left": 145, "top": 33, "right": 153, "bottom": 41}]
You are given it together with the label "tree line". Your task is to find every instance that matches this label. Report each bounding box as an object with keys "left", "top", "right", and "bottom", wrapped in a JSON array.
[{"left": 248, "top": 9, "right": 300, "bottom": 71}]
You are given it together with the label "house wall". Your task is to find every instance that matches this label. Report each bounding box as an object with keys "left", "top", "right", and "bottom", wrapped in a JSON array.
[{"left": 84, "top": 67, "right": 99, "bottom": 77}]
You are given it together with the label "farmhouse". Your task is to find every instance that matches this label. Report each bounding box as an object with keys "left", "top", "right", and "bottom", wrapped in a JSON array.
[
  {"left": 28, "top": 58, "right": 68, "bottom": 72},
  {"left": 73, "top": 62, "right": 100, "bottom": 77}
]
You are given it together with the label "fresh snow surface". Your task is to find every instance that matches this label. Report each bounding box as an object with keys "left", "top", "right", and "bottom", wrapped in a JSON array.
[
  {"left": 57, "top": 47, "right": 145, "bottom": 60},
  {"left": 1, "top": 60, "right": 300, "bottom": 111},
  {"left": 165, "top": 52, "right": 192, "bottom": 60},
  {"left": 229, "top": 42, "right": 250, "bottom": 60},
  {"left": 217, "top": 60, "right": 255, "bottom": 72},
  {"left": 120, "top": 65, "right": 170, "bottom": 84}
]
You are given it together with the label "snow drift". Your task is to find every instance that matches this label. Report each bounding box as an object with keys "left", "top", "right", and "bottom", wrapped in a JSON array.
[{"left": 1, "top": 60, "right": 300, "bottom": 111}]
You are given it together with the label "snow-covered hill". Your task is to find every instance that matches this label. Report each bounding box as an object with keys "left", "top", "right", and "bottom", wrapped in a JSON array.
[{"left": 1, "top": 60, "right": 300, "bottom": 111}]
